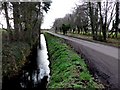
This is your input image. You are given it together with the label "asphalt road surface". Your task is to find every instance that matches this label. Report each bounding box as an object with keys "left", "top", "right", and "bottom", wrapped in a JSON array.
[{"left": 47, "top": 31, "right": 119, "bottom": 89}]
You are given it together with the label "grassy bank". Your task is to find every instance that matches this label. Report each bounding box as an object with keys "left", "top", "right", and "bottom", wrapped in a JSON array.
[
  {"left": 2, "top": 42, "right": 30, "bottom": 78},
  {"left": 45, "top": 33, "right": 104, "bottom": 88},
  {"left": 2, "top": 30, "right": 38, "bottom": 78},
  {"left": 57, "top": 32, "right": 120, "bottom": 48}
]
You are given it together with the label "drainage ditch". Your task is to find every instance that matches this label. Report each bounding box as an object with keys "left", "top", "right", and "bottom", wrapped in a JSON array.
[{"left": 2, "top": 34, "right": 50, "bottom": 89}]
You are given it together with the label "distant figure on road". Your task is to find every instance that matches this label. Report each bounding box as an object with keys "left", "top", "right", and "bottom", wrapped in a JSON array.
[
  {"left": 62, "top": 24, "right": 71, "bottom": 35},
  {"left": 55, "top": 27, "right": 57, "bottom": 33},
  {"left": 73, "top": 27, "right": 76, "bottom": 33}
]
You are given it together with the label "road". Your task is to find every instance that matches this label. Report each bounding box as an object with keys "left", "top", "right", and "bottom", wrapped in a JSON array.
[{"left": 47, "top": 31, "right": 119, "bottom": 89}]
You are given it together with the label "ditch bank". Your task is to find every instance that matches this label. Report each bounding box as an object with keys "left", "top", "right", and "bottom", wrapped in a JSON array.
[
  {"left": 64, "top": 38, "right": 118, "bottom": 89},
  {"left": 2, "top": 42, "right": 38, "bottom": 89},
  {"left": 47, "top": 31, "right": 119, "bottom": 89},
  {"left": 45, "top": 33, "right": 104, "bottom": 88},
  {"left": 2, "top": 34, "right": 50, "bottom": 89}
]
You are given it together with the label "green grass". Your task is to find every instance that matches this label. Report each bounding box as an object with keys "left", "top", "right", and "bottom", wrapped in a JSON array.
[
  {"left": 45, "top": 33, "right": 104, "bottom": 88},
  {"left": 58, "top": 32, "right": 120, "bottom": 47}
]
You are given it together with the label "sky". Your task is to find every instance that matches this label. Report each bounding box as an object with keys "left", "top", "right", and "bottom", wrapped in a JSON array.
[
  {"left": 0, "top": 11, "right": 7, "bottom": 28},
  {"left": 0, "top": 0, "right": 118, "bottom": 29},
  {"left": 41, "top": 0, "right": 119, "bottom": 29},
  {"left": 0, "top": 0, "right": 79, "bottom": 29},
  {"left": 41, "top": 0, "right": 79, "bottom": 29},
  {"left": 0, "top": 4, "right": 14, "bottom": 29}
]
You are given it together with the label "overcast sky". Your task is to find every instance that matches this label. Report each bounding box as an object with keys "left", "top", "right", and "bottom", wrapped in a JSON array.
[
  {"left": 0, "top": 0, "right": 117, "bottom": 29},
  {"left": 0, "top": 0, "right": 79, "bottom": 29},
  {"left": 41, "top": 0, "right": 79, "bottom": 29}
]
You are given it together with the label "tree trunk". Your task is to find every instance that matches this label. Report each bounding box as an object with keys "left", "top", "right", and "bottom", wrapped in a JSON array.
[
  {"left": 103, "top": 1, "right": 108, "bottom": 41},
  {"left": 38, "top": 2, "right": 41, "bottom": 49},
  {"left": 4, "top": 2, "right": 10, "bottom": 30},
  {"left": 12, "top": 2, "right": 20, "bottom": 40},
  {"left": 98, "top": 2, "right": 104, "bottom": 41},
  {"left": 115, "top": 1, "right": 119, "bottom": 38},
  {"left": 89, "top": 2, "right": 95, "bottom": 40},
  {"left": 3, "top": 2, "right": 11, "bottom": 40},
  {"left": 95, "top": 3, "right": 99, "bottom": 39}
]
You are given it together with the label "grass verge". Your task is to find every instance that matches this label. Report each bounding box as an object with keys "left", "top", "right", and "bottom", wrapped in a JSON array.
[
  {"left": 45, "top": 33, "right": 104, "bottom": 88},
  {"left": 57, "top": 32, "right": 120, "bottom": 48}
]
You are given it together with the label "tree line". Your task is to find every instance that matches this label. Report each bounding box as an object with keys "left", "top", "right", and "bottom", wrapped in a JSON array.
[
  {"left": 1, "top": 1, "right": 51, "bottom": 47},
  {"left": 53, "top": 1, "right": 119, "bottom": 41}
]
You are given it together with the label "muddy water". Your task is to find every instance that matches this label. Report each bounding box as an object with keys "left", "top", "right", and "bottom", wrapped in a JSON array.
[{"left": 2, "top": 34, "right": 50, "bottom": 89}]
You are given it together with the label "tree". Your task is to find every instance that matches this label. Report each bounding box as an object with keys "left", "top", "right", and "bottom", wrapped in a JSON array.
[
  {"left": 115, "top": 1, "right": 119, "bottom": 38},
  {"left": 1, "top": 1, "right": 51, "bottom": 46},
  {"left": 11, "top": 2, "right": 20, "bottom": 40},
  {"left": 3, "top": 2, "right": 10, "bottom": 31},
  {"left": 89, "top": 2, "right": 96, "bottom": 40},
  {"left": 98, "top": 2, "right": 107, "bottom": 41},
  {"left": 3, "top": 2, "right": 12, "bottom": 40}
]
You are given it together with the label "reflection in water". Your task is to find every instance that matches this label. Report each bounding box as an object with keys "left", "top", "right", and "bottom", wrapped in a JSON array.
[
  {"left": 20, "top": 34, "right": 50, "bottom": 88},
  {"left": 37, "top": 34, "right": 50, "bottom": 82}
]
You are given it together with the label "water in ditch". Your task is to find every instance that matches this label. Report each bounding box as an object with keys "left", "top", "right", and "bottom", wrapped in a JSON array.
[
  {"left": 2, "top": 34, "right": 50, "bottom": 89},
  {"left": 20, "top": 34, "right": 50, "bottom": 89}
]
